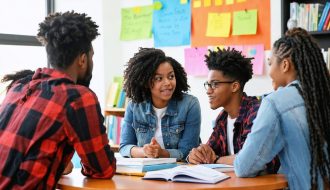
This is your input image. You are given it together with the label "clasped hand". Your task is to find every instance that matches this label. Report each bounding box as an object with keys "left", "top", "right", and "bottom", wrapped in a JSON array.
[
  {"left": 143, "top": 137, "right": 162, "bottom": 158},
  {"left": 188, "top": 144, "right": 217, "bottom": 164}
]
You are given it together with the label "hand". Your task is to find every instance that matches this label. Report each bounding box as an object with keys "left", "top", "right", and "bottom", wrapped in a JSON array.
[
  {"left": 62, "top": 161, "right": 73, "bottom": 175},
  {"left": 143, "top": 138, "right": 162, "bottom": 158},
  {"left": 188, "top": 144, "right": 216, "bottom": 164}
]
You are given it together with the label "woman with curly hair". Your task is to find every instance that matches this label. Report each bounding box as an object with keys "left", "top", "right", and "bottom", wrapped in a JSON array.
[
  {"left": 119, "top": 48, "right": 201, "bottom": 161},
  {"left": 235, "top": 28, "right": 330, "bottom": 190}
]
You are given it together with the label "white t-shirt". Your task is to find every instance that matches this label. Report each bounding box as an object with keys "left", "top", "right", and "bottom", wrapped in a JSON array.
[
  {"left": 153, "top": 106, "right": 167, "bottom": 149},
  {"left": 226, "top": 116, "right": 237, "bottom": 155}
]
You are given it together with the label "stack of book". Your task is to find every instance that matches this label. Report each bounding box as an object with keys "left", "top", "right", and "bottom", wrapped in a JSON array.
[{"left": 116, "top": 157, "right": 178, "bottom": 176}]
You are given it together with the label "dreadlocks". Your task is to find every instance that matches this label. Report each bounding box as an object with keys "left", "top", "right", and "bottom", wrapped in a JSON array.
[
  {"left": 1, "top": 70, "right": 35, "bottom": 92},
  {"left": 273, "top": 27, "right": 330, "bottom": 189}
]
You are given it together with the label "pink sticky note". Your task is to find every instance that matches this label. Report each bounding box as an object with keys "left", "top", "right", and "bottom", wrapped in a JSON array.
[
  {"left": 243, "top": 44, "right": 264, "bottom": 75},
  {"left": 228, "top": 45, "right": 243, "bottom": 53},
  {"left": 184, "top": 47, "right": 209, "bottom": 76}
]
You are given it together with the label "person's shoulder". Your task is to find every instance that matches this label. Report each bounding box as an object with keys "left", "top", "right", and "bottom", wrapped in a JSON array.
[
  {"left": 244, "top": 95, "right": 261, "bottom": 110},
  {"left": 180, "top": 93, "right": 199, "bottom": 103},
  {"left": 66, "top": 84, "right": 99, "bottom": 102}
]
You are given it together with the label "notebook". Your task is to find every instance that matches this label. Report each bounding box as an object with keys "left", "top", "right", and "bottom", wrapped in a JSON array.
[{"left": 143, "top": 165, "right": 230, "bottom": 184}]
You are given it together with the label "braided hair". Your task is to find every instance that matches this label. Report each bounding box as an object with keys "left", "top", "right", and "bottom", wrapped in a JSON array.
[
  {"left": 123, "top": 48, "right": 189, "bottom": 103},
  {"left": 1, "top": 70, "right": 35, "bottom": 92},
  {"left": 273, "top": 27, "right": 330, "bottom": 189}
]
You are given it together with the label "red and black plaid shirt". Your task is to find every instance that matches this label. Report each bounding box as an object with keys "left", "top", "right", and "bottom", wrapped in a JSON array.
[
  {"left": 207, "top": 93, "right": 280, "bottom": 174},
  {"left": 0, "top": 68, "right": 116, "bottom": 189}
]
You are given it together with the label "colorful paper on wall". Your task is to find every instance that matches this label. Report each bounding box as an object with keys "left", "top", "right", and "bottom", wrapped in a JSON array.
[
  {"left": 120, "top": 6, "right": 153, "bottom": 41},
  {"left": 215, "top": 0, "right": 223, "bottom": 6},
  {"left": 228, "top": 45, "right": 243, "bottom": 52},
  {"left": 226, "top": 0, "right": 234, "bottom": 5},
  {"left": 206, "top": 12, "right": 231, "bottom": 37},
  {"left": 184, "top": 47, "right": 209, "bottom": 76},
  {"left": 180, "top": 0, "right": 188, "bottom": 4},
  {"left": 204, "top": 0, "right": 211, "bottom": 7},
  {"left": 236, "top": 0, "right": 246, "bottom": 3},
  {"left": 232, "top": 9, "right": 258, "bottom": 35},
  {"left": 193, "top": 0, "right": 202, "bottom": 8},
  {"left": 153, "top": 0, "right": 191, "bottom": 47},
  {"left": 243, "top": 44, "right": 264, "bottom": 75}
]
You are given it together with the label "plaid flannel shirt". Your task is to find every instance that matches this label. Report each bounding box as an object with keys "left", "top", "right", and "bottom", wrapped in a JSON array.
[
  {"left": 0, "top": 68, "right": 116, "bottom": 189},
  {"left": 207, "top": 93, "right": 280, "bottom": 174}
]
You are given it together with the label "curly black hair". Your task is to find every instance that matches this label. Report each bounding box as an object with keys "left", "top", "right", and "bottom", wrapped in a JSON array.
[
  {"left": 205, "top": 47, "right": 253, "bottom": 90},
  {"left": 273, "top": 27, "right": 330, "bottom": 189},
  {"left": 37, "top": 11, "right": 99, "bottom": 69},
  {"left": 123, "top": 48, "right": 189, "bottom": 103}
]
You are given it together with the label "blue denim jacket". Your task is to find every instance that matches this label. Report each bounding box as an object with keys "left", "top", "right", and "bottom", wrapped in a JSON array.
[
  {"left": 119, "top": 93, "right": 201, "bottom": 161},
  {"left": 234, "top": 80, "right": 324, "bottom": 190}
]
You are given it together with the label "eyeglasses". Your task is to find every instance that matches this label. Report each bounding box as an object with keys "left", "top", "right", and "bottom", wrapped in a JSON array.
[{"left": 203, "top": 81, "right": 235, "bottom": 90}]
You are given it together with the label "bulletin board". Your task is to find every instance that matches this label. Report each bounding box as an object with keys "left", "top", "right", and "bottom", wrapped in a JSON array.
[{"left": 191, "top": 0, "right": 271, "bottom": 49}]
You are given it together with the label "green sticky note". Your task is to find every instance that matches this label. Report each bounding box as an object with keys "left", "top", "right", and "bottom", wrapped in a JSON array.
[
  {"left": 206, "top": 12, "right": 231, "bottom": 37},
  {"left": 232, "top": 9, "right": 258, "bottom": 35},
  {"left": 120, "top": 6, "right": 153, "bottom": 41},
  {"left": 180, "top": 0, "right": 188, "bottom": 4},
  {"left": 154, "top": 1, "right": 163, "bottom": 10}
]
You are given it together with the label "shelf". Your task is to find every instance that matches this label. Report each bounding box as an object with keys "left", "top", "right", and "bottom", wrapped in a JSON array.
[
  {"left": 281, "top": 0, "right": 330, "bottom": 49},
  {"left": 104, "top": 107, "right": 125, "bottom": 117}
]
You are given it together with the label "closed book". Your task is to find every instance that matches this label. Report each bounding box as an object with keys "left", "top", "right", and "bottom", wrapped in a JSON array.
[
  {"left": 116, "top": 157, "right": 176, "bottom": 166},
  {"left": 143, "top": 165, "right": 230, "bottom": 184},
  {"left": 200, "top": 164, "right": 234, "bottom": 172},
  {"left": 318, "top": 2, "right": 330, "bottom": 31},
  {"left": 116, "top": 163, "right": 178, "bottom": 176}
]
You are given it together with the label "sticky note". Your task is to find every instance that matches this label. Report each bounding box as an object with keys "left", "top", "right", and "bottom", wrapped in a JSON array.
[
  {"left": 193, "top": 0, "right": 202, "bottom": 8},
  {"left": 204, "top": 0, "right": 211, "bottom": 7},
  {"left": 206, "top": 12, "right": 231, "bottom": 37},
  {"left": 215, "top": 0, "right": 223, "bottom": 6},
  {"left": 180, "top": 0, "right": 188, "bottom": 4}
]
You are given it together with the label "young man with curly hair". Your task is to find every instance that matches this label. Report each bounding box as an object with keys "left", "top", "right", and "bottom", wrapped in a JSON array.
[
  {"left": 187, "top": 48, "right": 279, "bottom": 174},
  {"left": 119, "top": 48, "right": 201, "bottom": 161},
  {"left": 0, "top": 11, "right": 116, "bottom": 189}
]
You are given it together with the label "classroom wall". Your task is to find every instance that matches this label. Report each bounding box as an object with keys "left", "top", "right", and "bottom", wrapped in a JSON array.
[{"left": 56, "top": 0, "right": 282, "bottom": 143}]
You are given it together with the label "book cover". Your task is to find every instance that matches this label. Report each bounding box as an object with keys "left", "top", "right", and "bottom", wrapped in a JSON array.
[
  {"left": 318, "top": 2, "right": 330, "bottom": 31},
  {"left": 116, "top": 163, "right": 178, "bottom": 176},
  {"left": 143, "top": 165, "right": 230, "bottom": 184},
  {"left": 116, "top": 157, "right": 177, "bottom": 166}
]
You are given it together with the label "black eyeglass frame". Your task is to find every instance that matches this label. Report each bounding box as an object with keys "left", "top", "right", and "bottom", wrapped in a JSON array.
[{"left": 203, "top": 80, "right": 235, "bottom": 90}]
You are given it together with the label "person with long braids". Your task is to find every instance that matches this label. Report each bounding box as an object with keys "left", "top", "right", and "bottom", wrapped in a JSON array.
[
  {"left": 119, "top": 48, "right": 201, "bottom": 161},
  {"left": 234, "top": 27, "right": 330, "bottom": 189}
]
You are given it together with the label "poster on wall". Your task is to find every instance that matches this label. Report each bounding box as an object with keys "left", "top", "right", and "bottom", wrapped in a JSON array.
[
  {"left": 191, "top": 0, "right": 271, "bottom": 50},
  {"left": 120, "top": 6, "right": 153, "bottom": 41},
  {"left": 153, "top": 0, "right": 191, "bottom": 47}
]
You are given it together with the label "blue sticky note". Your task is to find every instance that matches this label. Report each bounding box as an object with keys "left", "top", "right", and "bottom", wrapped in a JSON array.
[{"left": 153, "top": 0, "right": 191, "bottom": 47}]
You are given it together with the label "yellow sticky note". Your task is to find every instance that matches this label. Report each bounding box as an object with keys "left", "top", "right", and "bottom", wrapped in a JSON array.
[
  {"left": 180, "top": 0, "right": 188, "bottom": 4},
  {"left": 236, "top": 0, "right": 246, "bottom": 2},
  {"left": 215, "top": 0, "right": 223, "bottom": 6},
  {"left": 204, "top": 0, "right": 211, "bottom": 7},
  {"left": 153, "top": 1, "right": 163, "bottom": 10},
  {"left": 226, "top": 0, "right": 234, "bottom": 5},
  {"left": 132, "top": 7, "right": 141, "bottom": 14},
  {"left": 193, "top": 0, "right": 202, "bottom": 8},
  {"left": 206, "top": 12, "right": 231, "bottom": 37},
  {"left": 232, "top": 9, "right": 258, "bottom": 35}
]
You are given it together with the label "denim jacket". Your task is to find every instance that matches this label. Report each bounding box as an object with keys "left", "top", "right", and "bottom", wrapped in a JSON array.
[
  {"left": 234, "top": 80, "right": 325, "bottom": 190},
  {"left": 119, "top": 93, "right": 201, "bottom": 161}
]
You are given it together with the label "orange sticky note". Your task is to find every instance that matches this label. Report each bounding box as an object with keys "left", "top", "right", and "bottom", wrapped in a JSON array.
[
  {"left": 215, "top": 0, "right": 223, "bottom": 6},
  {"left": 204, "top": 0, "right": 211, "bottom": 7},
  {"left": 193, "top": 0, "right": 202, "bottom": 8}
]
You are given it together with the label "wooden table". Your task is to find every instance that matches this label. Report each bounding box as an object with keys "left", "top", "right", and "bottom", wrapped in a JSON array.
[{"left": 57, "top": 168, "right": 287, "bottom": 190}]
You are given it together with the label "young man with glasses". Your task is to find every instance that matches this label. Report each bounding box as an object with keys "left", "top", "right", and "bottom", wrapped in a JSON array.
[{"left": 187, "top": 48, "right": 279, "bottom": 174}]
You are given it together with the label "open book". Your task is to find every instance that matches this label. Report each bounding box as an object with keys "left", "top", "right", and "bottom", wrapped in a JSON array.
[{"left": 143, "top": 165, "right": 230, "bottom": 184}]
